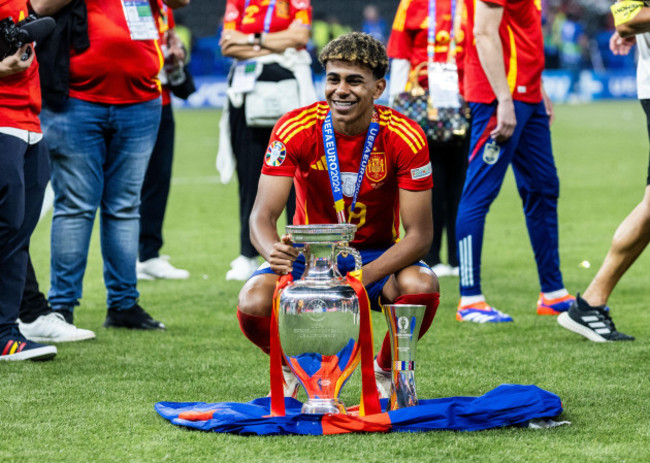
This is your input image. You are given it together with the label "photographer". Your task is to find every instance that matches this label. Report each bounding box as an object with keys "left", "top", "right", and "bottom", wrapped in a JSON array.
[
  {"left": 0, "top": 0, "right": 56, "bottom": 360},
  {"left": 557, "top": 0, "right": 646, "bottom": 342}
]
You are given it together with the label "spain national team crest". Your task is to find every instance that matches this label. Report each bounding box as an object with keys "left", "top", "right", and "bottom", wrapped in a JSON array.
[
  {"left": 265, "top": 141, "right": 287, "bottom": 167},
  {"left": 482, "top": 141, "right": 500, "bottom": 165},
  {"left": 366, "top": 152, "right": 387, "bottom": 182}
]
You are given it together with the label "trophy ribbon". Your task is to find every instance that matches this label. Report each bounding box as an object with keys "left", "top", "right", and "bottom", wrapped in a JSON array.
[
  {"left": 345, "top": 271, "right": 381, "bottom": 416},
  {"left": 270, "top": 273, "right": 293, "bottom": 417}
]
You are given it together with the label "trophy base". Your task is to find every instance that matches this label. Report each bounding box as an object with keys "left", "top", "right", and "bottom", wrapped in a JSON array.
[{"left": 301, "top": 398, "right": 347, "bottom": 415}]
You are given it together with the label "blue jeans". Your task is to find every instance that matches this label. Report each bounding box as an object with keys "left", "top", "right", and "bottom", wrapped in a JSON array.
[{"left": 41, "top": 97, "right": 162, "bottom": 310}]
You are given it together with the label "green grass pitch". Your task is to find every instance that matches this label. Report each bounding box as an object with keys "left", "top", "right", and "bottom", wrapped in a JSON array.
[{"left": 2, "top": 101, "right": 649, "bottom": 462}]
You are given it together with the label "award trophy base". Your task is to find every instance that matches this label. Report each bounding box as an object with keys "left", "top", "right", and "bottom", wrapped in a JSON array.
[{"left": 302, "top": 398, "right": 347, "bottom": 415}]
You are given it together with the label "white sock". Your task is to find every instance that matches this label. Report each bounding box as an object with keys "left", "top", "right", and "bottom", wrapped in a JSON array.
[
  {"left": 460, "top": 295, "right": 485, "bottom": 307},
  {"left": 543, "top": 289, "right": 569, "bottom": 300}
]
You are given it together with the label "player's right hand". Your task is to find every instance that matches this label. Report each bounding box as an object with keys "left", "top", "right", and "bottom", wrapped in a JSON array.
[
  {"left": 269, "top": 234, "right": 299, "bottom": 275},
  {"left": 491, "top": 98, "right": 516, "bottom": 143}
]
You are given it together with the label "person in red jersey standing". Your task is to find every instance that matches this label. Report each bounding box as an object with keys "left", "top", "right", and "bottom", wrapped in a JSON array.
[
  {"left": 386, "top": 0, "right": 469, "bottom": 278},
  {"left": 454, "top": 0, "right": 575, "bottom": 323},
  {"left": 0, "top": 0, "right": 57, "bottom": 360},
  {"left": 29, "top": 0, "right": 188, "bottom": 331},
  {"left": 234, "top": 32, "right": 440, "bottom": 398}
]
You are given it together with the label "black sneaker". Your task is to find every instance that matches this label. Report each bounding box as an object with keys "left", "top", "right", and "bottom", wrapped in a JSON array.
[
  {"left": 557, "top": 294, "right": 634, "bottom": 342},
  {"left": 0, "top": 327, "right": 57, "bottom": 361},
  {"left": 103, "top": 304, "right": 165, "bottom": 330}
]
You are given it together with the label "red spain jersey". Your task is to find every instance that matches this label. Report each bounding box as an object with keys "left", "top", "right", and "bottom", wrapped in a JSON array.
[
  {"left": 223, "top": 0, "right": 312, "bottom": 34},
  {"left": 0, "top": 0, "right": 40, "bottom": 132},
  {"left": 386, "top": 0, "right": 466, "bottom": 92},
  {"left": 261, "top": 102, "right": 433, "bottom": 249},
  {"left": 464, "top": 0, "right": 544, "bottom": 104},
  {"left": 68, "top": 0, "right": 164, "bottom": 104}
]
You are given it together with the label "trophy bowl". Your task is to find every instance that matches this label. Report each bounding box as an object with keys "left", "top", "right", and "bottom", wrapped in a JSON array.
[{"left": 278, "top": 224, "right": 362, "bottom": 414}]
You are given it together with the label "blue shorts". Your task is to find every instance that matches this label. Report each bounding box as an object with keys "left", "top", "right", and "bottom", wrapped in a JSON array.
[{"left": 252, "top": 248, "right": 429, "bottom": 312}]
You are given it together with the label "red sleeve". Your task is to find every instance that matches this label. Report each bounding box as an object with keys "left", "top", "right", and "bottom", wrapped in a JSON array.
[
  {"left": 261, "top": 111, "right": 303, "bottom": 177},
  {"left": 389, "top": 115, "right": 432, "bottom": 191},
  {"left": 290, "top": 0, "right": 312, "bottom": 27},
  {"left": 386, "top": 0, "right": 413, "bottom": 60},
  {"left": 223, "top": 0, "right": 242, "bottom": 30},
  {"left": 168, "top": 9, "right": 175, "bottom": 29}
]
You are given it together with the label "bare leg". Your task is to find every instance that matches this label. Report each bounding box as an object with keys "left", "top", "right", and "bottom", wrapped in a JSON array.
[{"left": 583, "top": 185, "right": 650, "bottom": 306}]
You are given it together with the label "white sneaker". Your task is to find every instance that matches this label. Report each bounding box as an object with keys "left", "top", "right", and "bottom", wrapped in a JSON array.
[
  {"left": 431, "top": 263, "right": 455, "bottom": 277},
  {"left": 137, "top": 255, "right": 190, "bottom": 280},
  {"left": 267, "top": 366, "right": 301, "bottom": 398},
  {"left": 374, "top": 358, "right": 392, "bottom": 399},
  {"left": 18, "top": 312, "right": 96, "bottom": 343},
  {"left": 225, "top": 255, "right": 260, "bottom": 281}
]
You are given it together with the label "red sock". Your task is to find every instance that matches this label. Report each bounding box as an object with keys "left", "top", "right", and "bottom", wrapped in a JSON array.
[
  {"left": 237, "top": 308, "right": 271, "bottom": 355},
  {"left": 375, "top": 293, "right": 440, "bottom": 370}
]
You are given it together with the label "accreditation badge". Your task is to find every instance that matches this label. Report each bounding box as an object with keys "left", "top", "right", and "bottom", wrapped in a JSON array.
[{"left": 121, "top": 0, "right": 159, "bottom": 40}]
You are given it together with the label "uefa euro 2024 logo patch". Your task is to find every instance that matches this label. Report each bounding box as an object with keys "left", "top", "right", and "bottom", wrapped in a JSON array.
[{"left": 265, "top": 141, "right": 286, "bottom": 167}]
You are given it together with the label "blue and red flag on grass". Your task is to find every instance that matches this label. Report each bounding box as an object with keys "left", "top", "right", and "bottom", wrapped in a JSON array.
[{"left": 155, "top": 384, "right": 563, "bottom": 435}]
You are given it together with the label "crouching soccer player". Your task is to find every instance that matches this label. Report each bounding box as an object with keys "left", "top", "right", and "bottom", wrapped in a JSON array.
[{"left": 235, "top": 32, "right": 440, "bottom": 398}]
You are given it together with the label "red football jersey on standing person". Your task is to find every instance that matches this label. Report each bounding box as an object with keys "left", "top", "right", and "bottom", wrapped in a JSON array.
[
  {"left": 261, "top": 102, "right": 433, "bottom": 249},
  {"left": 464, "top": 0, "right": 544, "bottom": 104},
  {"left": 68, "top": 0, "right": 163, "bottom": 104},
  {"left": 386, "top": 0, "right": 466, "bottom": 91},
  {"left": 0, "top": 0, "right": 41, "bottom": 132},
  {"left": 223, "top": 0, "right": 312, "bottom": 33}
]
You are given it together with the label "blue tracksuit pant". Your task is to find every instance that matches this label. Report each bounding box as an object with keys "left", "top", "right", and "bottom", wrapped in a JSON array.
[{"left": 456, "top": 100, "right": 564, "bottom": 296}]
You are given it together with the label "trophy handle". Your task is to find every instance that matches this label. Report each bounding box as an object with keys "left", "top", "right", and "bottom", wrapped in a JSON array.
[{"left": 336, "top": 246, "right": 362, "bottom": 271}]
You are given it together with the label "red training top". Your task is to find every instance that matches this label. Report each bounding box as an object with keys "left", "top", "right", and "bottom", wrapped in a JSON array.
[
  {"left": 261, "top": 102, "right": 433, "bottom": 249},
  {"left": 463, "top": 0, "right": 544, "bottom": 104},
  {"left": 68, "top": 0, "right": 163, "bottom": 104},
  {"left": 223, "top": 0, "right": 312, "bottom": 34},
  {"left": 154, "top": 0, "right": 175, "bottom": 106},
  {"left": 0, "top": 0, "right": 41, "bottom": 132}
]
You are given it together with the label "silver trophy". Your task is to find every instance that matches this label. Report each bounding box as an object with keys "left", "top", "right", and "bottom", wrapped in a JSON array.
[
  {"left": 383, "top": 304, "right": 426, "bottom": 411},
  {"left": 277, "top": 224, "right": 363, "bottom": 415}
]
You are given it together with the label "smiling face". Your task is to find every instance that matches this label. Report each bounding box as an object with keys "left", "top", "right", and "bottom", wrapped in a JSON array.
[{"left": 324, "top": 59, "right": 386, "bottom": 136}]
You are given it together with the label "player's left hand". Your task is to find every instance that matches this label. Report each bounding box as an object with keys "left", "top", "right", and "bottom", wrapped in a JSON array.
[{"left": 542, "top": 86, "right": 554, "bottom": 125}]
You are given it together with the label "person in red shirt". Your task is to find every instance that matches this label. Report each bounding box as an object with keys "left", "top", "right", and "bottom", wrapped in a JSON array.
[
  {"left": 136, "top": 1, "right": 191, "bottom": 280},
  {"left": 0, "top": 0, "right": 57, "bottom": 360},
  {"left": 235, "top": 32, "right": 440, "bottom": 398},
  {"left": 217, "top": 0, "right": 317, "bottom": 281},
  {"left": 29, "top": 0, "right": 188, "bottom": 331},
  {"left": 455, "top": 0, "right": 574, "bottom": 323},
  {"left": 386, "top": 0, "right": 469, "bottom": 278}
]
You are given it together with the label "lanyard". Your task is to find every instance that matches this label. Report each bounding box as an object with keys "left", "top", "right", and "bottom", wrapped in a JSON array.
[
  {"left": 322, "top": 111, "right": 381, "bottom": 224},
  {"left": 243, "top": 0, "right": 277, "bottom": 33},
  {"left": 428, "top": 0, "right": 457, "bottom": 62}
]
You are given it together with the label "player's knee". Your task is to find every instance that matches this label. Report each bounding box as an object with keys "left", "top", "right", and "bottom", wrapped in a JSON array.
[
  {"left": 398, "top": 267, "right": 439, "bottom": 296},
  {"left": 237, "top": 278, "right": 273, "bottom": 317}
]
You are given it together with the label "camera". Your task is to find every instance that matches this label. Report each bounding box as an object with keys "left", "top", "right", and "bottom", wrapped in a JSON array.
[{"left": 0, "top": 15, "right": 55, "bottom": 61}]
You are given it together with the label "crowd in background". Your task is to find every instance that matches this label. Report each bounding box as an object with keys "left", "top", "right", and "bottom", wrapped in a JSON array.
[{"left": 179, "top": 0, "right": 637, "bottom": 81}]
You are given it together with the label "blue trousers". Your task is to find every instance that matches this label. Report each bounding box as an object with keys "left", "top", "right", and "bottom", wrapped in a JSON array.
[
  {"left": 0, "top": 134, "right": 49, "bottom": 336},
  {"left": 455, "top": 100, "right": 564, "bottom": 296}
]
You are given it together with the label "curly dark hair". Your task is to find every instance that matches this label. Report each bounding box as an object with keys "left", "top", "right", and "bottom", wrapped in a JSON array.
[{"left": 318, "top": 32, "right": 389, "bottom": 79}]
